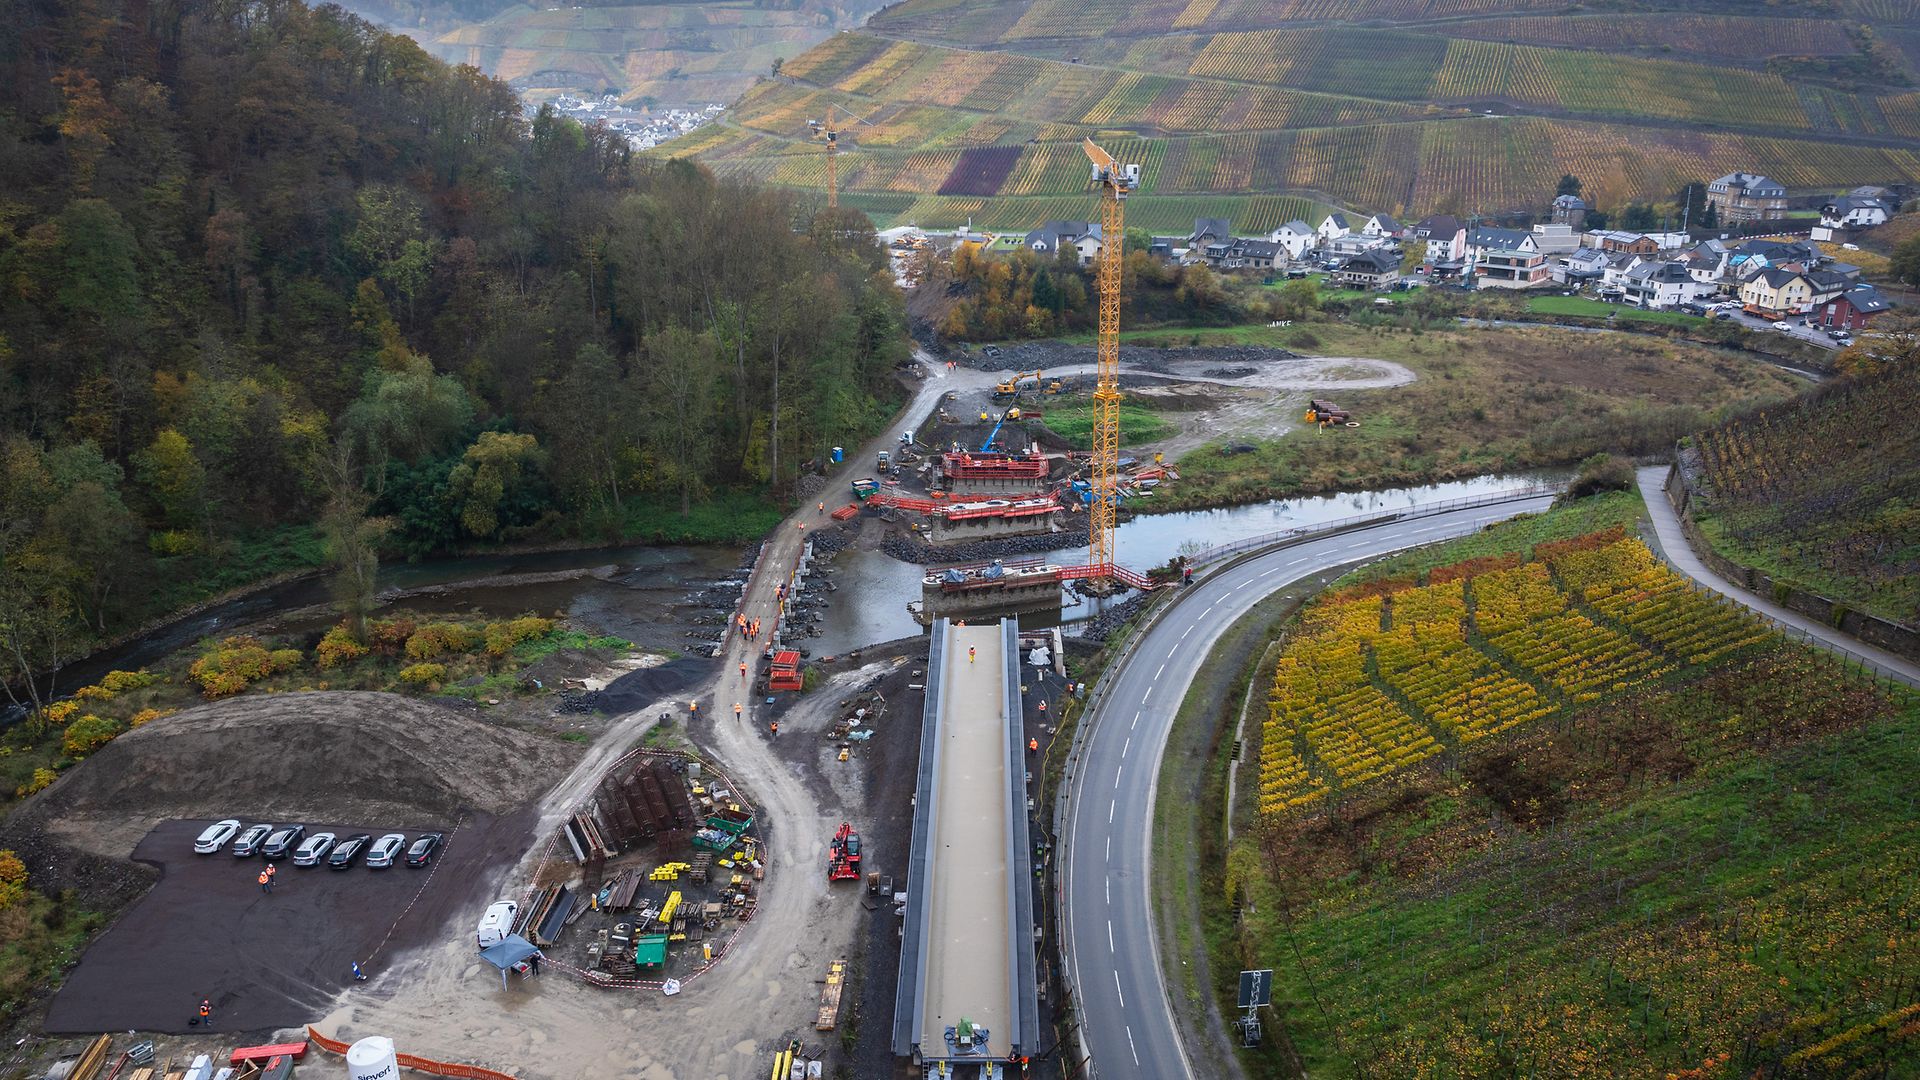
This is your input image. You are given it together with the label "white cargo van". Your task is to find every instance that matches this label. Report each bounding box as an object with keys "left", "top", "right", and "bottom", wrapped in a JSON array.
[{"left": 476, "top": 900, "right": 517, "bottom": 949}]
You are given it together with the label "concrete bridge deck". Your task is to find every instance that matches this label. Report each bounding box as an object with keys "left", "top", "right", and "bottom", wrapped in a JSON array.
[{"left": 894, "top": 619, "right": 1039, "bottom": 1071}]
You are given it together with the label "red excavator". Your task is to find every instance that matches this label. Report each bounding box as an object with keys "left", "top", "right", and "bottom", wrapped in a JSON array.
[{"left": 828, "top": 823, "right": 862, "bottom": 882}]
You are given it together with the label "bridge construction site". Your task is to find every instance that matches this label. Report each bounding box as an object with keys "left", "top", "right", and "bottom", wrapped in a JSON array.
[{"left": 893, "top": 619, "right": 1041, "bottom": 1076}]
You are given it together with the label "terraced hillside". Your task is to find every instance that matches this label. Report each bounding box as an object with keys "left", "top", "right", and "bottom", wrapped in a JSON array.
[
  {"left": 1237, "top": 513, "right": 1920, "bottom": 1075},
  {"left": 1691, "top": 354, "right": 1920, "bottom": 625},
  {"left": 677, "top": 0, "right": 1920, "bottom": 226},
  {"left": 423, "top": 0, "right": 885, "bottom": 107}
]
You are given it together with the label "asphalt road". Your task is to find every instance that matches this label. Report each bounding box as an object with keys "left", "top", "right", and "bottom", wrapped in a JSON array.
[
  {"left": 1717, "top": 308, "right": 1840, "bottom": 350},
  {"left": 1060, "top": 494, "right": 1555, "bottom": 1079}
]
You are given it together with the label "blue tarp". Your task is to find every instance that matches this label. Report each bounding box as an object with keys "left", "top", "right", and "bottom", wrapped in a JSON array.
[{"left": 479, "top": 934, "right": 541, "bottom": 989}]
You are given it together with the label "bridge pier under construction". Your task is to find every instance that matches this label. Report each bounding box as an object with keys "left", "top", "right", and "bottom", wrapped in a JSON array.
[{"left": 893, "top": 618, "right": 1041, "bottom": 1076}]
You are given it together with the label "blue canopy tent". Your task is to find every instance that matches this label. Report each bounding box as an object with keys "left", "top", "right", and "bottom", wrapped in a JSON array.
[{"left": 478, "top": 934, "right": 542, "bottom": 990}]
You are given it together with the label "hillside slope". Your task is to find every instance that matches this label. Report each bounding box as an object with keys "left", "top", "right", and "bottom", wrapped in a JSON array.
[
  {"left": 679, "top": 0, "right": 1920, "bottom": 226},
  {"left": 1690, "top": 355, "right": 1920, "bottom": 625}
]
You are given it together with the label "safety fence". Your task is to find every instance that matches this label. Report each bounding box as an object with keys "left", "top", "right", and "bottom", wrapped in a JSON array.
[{"left": 305, "top": 1028, "right": 519, "bottom": 1080}]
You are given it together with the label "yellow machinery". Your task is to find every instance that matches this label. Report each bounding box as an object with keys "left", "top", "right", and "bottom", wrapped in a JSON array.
[
  {"left": 806, "top": 105, "right": 864, "bottom": 209},
  {"left": 1082, "top": 138, "right": 1140, "bottom": 576},
  {"left": 992, "top": 369, "right": 1044, "bottom": 399},
  {"left": 659, "top": 889, "right": 682, "bottom": 927}
]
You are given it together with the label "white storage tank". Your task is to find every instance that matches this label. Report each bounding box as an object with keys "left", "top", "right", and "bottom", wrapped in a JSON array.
[{"left": 346, "top": 1036, "right": 400, "bottom": 1080}]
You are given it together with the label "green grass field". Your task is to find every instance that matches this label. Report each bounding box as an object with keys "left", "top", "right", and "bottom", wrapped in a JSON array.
[
  {"left": 1035, "top": 402, "right": 1175, "bottom": 448},
  {"left": 1527, "top": 295, "right": 1703, "bottom": 325}
]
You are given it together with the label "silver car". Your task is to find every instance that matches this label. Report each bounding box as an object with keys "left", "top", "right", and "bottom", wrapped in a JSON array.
[
  {"left": 364, "top": 833, "right": 408, "bottom": 869},
  {"left": 230, "top": 823, "right": 273, "bottom": 857},
  {"left": 291, "top": 832, "right": 337, "bottom": 867}
]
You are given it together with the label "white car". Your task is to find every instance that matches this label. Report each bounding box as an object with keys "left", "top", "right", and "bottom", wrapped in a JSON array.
[
  {"left": 476, "top": 900, "right": 518, "bottom": 949},
  {"left": 1772, "top": 320, "right": 1792, "bottom": 330},
  {"left": 292, "top": 832, "right": 338, "bottom": 867},
  {"left": 193, "top": 819, "right": 242, "bottom": 854},
  {"left": 364, "top": 833, "right": 408, "bottom": 869}
]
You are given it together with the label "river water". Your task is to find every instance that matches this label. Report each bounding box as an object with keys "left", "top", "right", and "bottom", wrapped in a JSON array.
[
  {"left": 55, "top": 470, "right": 1563, "bottom": 693},
  {"left": 806, "top": 469, "right": 1566, "bottom": 656}
]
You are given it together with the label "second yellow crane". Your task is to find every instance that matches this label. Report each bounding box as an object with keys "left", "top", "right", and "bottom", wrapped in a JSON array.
[
  {"left": 807, "top": 105, "right": 864, "bottom": 209},
  {"left": 1082, "top": 138, "right": 1140, "bottom": 579}
]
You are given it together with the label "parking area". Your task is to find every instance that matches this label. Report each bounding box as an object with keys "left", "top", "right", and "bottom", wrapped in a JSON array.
[{"left": 45, "top": 813, "right": 523, "bottom": 1035}]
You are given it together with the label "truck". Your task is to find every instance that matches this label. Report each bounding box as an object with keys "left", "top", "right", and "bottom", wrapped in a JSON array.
[{"left": 827, "top": 823, "right": 861, "bottom": 881}]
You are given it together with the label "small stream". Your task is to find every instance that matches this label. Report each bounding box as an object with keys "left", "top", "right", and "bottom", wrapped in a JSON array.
[{"left": 808, "top": 469, "right": 1568, "bottom": 655}]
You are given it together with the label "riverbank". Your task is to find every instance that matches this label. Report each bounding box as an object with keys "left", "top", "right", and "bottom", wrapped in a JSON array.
[{"left": 1142, "top": 323, "right": 1806, "bottom": 511}]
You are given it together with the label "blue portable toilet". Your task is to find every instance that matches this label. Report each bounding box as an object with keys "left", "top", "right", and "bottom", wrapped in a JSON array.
[{"left": 831, "top": 446, "right": 844, "bottom": 464}]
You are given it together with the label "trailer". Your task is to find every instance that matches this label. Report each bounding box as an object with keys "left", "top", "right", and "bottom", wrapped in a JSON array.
[{"left": 769, "top": 650, "right": 804, "bottom": 693}]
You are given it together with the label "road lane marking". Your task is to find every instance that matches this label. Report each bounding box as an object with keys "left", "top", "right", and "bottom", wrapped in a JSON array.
[
  {"left": 1155, "top": 661, "right": 1166, "bottom": 679},
  {"left": 1127, "top": 1026, "right": 1140, "bottom": 1066},
  {"left": 1109, "top": 799, "right": 1116, "bottom": 823},
  {"left": 1114, "top": 765, "right": 1123, "bottom": 788},
  {"left": 1180, "top": 625, "right": 1193, "bottom": 640},
  {"left": 1122, "top": 736, "right": 1131, "bottom": 757},
  {"left": 1114, "top": 970, "right": 1126, "bottom": 1009},
  {"left": 1131, "top": 711, "right": 1142, "bottom": 730},
  {"left": 1105, "top": 836, "right": 1110, "bottom": 861},
  {"left": 1108, "top": 921, "right": 1115, "bottom": 952}
]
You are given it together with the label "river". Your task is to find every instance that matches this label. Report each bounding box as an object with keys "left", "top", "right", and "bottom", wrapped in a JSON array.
[{"left": 806, "top": 469, "right": 1567, "bottom": 655}]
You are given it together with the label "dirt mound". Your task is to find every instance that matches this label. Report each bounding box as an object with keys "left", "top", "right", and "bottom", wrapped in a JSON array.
[
  {"left": 3, "top": 692, "right": 577, "bottom": 883},
  {"left": 578, "top": 656, "right": 715, "bottom": 714}
]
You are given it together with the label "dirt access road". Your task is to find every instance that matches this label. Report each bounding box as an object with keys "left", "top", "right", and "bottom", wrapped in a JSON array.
[{"left": 312, "top": 346, "right": 1419, "bottom": 1077}]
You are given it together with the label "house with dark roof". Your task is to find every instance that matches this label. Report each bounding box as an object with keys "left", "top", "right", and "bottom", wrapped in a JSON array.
[
  {"left": 1682, "top": 241, "right": 1731, "bottom": 287},
  {"left": 1587, "top": 230, "right": 1659, "bottom": 255},
  {"left": 1334, "top": 248, "right": 1400, "bottom": 289},
  {"left": 1362, "top": 214, "right": 1401, "bottom": 238},
  {"left": 1816, "top": 285, "right": 1892, "bottom": 329},
  {"left": 1556, "top": 247, "right": 1609, "bottom": 284},
  {"left": 1551, "top": 194, "right": 1588, "bottom": 228},
  {"left": 1706, "top": 172, "right": 1788, "bottom": 223},
  {"left": 1739, "top": 267, "right": 1816, "bottom": 316},
  {"left": 1267, "top": 220, "right": 1315, "bottom": 261},
  {"left": 1188, "top": 217, "right": 1234, "bottom": 250},
  {"left": 1412, "top": 215, "right": 1466, "bottom": 264},
  {"left": 1814, "top": 195, "right": 1891, "bottom": 241},
  {"left": 1317, "top": 213, "right": 1352, "bottom": 241},
  {"left": 1467, "top": 228, "right": 1548, "bottom": 290},
  {"left": 1024, "top": 221, "right": 1103, "bottom": 265},
  {"left": 1622, "top": 261, "right": 1708, "bottom": 309}
]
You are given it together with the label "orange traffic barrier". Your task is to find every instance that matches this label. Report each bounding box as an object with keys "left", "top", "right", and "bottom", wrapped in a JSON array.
[{"left": 306, "top": 1027, "right": 520, "bottom": 1080}]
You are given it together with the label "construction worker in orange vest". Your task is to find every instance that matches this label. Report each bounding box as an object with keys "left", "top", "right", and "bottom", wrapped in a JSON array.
[
  {"left": 769, "top": 720, "right": 779, "bottom": 738},
  {"left": 258, "top": 870, "right": 272, "bottom": 894},
  {"left": 739, "top": 661, "right": 748, "bottom": 679},
  {"left": 734, "top": 702, "right": 743, "bottom": 720},
  {"left": 1028, "top": 738, "right": 1038, "bottom": 753}
]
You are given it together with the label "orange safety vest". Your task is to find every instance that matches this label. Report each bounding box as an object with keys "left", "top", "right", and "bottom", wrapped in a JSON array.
[{"left": 258, "top": 872, "right": 270, "bottom": 885}]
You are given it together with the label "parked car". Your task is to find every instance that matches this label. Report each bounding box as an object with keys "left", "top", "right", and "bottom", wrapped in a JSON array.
[
  {"left": 260, "top": 825, "right": 306, "bottom": 861},
  {"left": 292, "top": 832, "right": 337, "bottom": 866},
  {"left": 194, "top": 819, "right": 242, "bottom": 854},
  {"left": 1772, "top": 320, "right": 1793, "bottom": 330},
  {"left": 365, "top": 833, "right": 408, "bottom": 869},
  {"left": 404, "top": 832, "right": 444, "bottom": 868},
  {"left": 1829, "top": 329, "right": 1852, "bottom": 341},
  {"left": 476, "top": 900, "right": 518, "bottom": 949},
  {"left": 328, "top": 834, "right": 373, "bottom": 870},
  {"left": 231, "top": 823, "right": 274, "bottom": 857}
]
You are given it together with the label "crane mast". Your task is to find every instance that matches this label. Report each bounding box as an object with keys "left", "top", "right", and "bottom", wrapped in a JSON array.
[
  {"left": 810, "top": 106, "right": 860, "bottom": 209},
  {"left": 1083, "top": 139, "right": 1138, "bottom": 578}
]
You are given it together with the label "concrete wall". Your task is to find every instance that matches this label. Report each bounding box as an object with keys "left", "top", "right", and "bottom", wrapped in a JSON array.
[
  {"left": 927, "top": 513, "right": 1058, "bottom": 544},
  {"left": 1665, "top": 461, "right": 1920, "bottom": 661}
]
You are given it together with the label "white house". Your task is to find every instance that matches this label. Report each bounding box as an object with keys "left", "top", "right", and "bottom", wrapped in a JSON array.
[
  {"left": 1600, "top": 251, "right": 1645, "bottom": 288},
  {"left": 1362, "top": 214, "right": 1401, "bottom": 238},
  {"left": 1682, "top": 241, "right": 1730, "bottom": 287},
  {"left": 1268, "top": 220, "right": 1315, "bottom": 261},
  {"left": 1325, "top": 231, "right": 1394, "bottom": 257},
  {"left": 1411, "top": 214, "right": 1466, "bottom": 265},
  {"left": 1317, "top": 213, "right": 1352, "bottom": 242},
  {"left": 1622, "top": 261, "right": 1711, "bottom": 309},
  {"left": 1024, "top": 220, "right": 1103, "bottom": 265},
  {"left": 1813, "top": 195, "right": 1891, "bottom": 241},
  {"left": 1466, "top": 227, "right": 1549, "bottom": 290},
  {"left": 1530, "top": 223, "right": 1580, "bottom": 254}
]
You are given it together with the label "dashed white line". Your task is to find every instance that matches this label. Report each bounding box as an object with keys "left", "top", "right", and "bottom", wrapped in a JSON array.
[
  {"left": 1180, "top": 625, "right": 1193, "bottom": 640},
  {"left": 1154, "top": 661, "right": 1166, "bottom": 679},
  {"left": 1108, "top": 920, "right": 1115, "bottom": 952},
  {"left": 1114, "top": 970, "right": 1126, "bottom": 1009},
  {"left": 1114, "top": 764, "right": 1123, "bottom": 788},
  {"left": 1104, "top": 836, "right": 1110, "bottom": 861},
  {"left": 1131, "top": 711, "right": 1141, "bottom": 730},
  {"left": 1127, "top": 1026, "right": 1140, "bottom": 1066},
  {"left": 1122, "top": 736, "right": 1131, "bottom": 757},
  {"left": 1108, "top": 799, "right": 1116, "bottom": 823}
]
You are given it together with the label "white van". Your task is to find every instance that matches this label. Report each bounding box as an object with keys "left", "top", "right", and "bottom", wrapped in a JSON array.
[{"left": 476, "top": 900, "right": 517, "bottom": 949}]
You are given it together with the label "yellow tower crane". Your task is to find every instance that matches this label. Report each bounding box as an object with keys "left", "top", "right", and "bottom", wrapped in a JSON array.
[
  {"left": 807, "top": 106, "right": 864, "bottom": 209},
  {"left": 1082, "top": 138, "right": 1139, "bottom": 578}
]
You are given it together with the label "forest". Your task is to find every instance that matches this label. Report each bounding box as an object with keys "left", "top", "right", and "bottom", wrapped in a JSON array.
[{"left": 0, "top": 0, "right": 909, "bottom": 704}]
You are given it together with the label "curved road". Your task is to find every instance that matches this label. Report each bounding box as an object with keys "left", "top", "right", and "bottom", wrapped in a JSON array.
[{"left": 1061, "top": 494, "right": 1556, "bottom": 1079}]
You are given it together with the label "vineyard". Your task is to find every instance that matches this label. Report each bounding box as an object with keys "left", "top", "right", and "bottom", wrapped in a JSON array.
[
  {"left": 678, "top": 0, "right": 1920, "bottom": 224},
  {"left": 1691, "top": 356, "right": 1920, "bottom": 626},
  {"left": 1259, "top": 530, "right": 1778, "bottom": 815},
  {"left": 1232, "top": 493, "right": 1920, "bottom": 1074}
]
